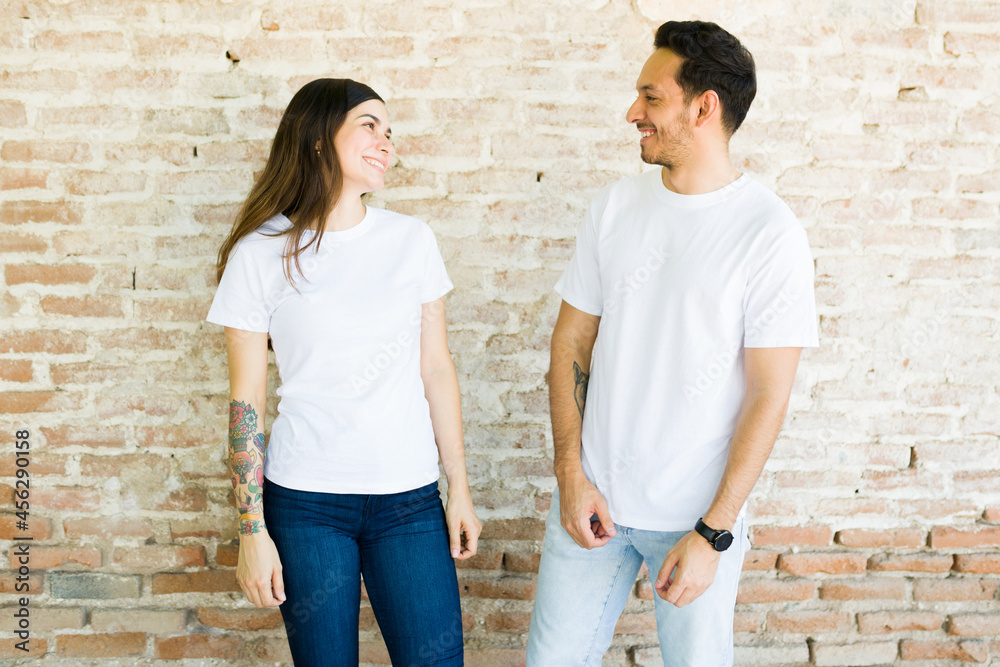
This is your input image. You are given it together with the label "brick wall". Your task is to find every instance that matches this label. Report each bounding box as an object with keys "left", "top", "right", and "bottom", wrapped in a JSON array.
[{"left": 1, "top": 0, "right": 998, "bottom": 664}]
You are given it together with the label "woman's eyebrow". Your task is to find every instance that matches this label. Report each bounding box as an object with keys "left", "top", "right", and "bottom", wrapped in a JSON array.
[{"left": 357, "top": 113, "right": 391, "bottom": 136}]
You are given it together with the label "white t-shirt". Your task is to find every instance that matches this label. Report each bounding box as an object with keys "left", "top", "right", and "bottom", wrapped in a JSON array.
[
  {"left": 206, "top": 207, "right": 452, "bottom": 494},
  {"left": 555, "top": 169, "right": 818, "bottom": 531}
]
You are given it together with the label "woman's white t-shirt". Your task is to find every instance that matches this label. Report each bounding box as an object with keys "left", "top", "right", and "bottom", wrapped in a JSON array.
[{"left": 206, "top": 207, "right": 452, "bottom": 494}]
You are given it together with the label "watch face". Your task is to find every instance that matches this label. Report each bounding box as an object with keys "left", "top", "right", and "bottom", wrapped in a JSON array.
[{"left": 715, "top": 531, "right": 734, "bottom": 551}]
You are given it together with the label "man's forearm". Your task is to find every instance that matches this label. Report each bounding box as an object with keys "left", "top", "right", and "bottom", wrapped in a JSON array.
[
  {"left": 551, "top": 345, "right": 591, "bottom": 485},
  {"left": 701, "top": 391, "right": 789, "bottom": 531}
]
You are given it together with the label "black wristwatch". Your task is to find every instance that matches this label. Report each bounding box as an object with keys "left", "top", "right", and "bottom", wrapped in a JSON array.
[{"left": 694, "top": 518, "right": 734, "bottom": 552}]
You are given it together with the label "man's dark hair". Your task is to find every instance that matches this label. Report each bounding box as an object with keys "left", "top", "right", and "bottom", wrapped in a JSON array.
[{"left": 654, "top": 20, "right": 756, "bottom": 135}]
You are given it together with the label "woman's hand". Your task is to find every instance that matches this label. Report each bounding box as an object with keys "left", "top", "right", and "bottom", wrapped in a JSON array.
[
  {"left": 236, "top": 531, "right": 286, "bottom": 607},
  {"left": 445, "top": 489, "right": 481, "bottom": 560}
]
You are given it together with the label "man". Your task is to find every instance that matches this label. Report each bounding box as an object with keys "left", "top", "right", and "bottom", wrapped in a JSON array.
[{"left": 526, "top": 20, "right": 818, "bottom": 666}]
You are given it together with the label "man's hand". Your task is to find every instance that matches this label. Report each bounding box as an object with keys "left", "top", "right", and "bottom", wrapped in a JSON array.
[
  {"left": 654, "top": 530, "right": 721, "bottom": 607},
  {"left": 559, "top": 473, "right": 617, "bottom": 549}
]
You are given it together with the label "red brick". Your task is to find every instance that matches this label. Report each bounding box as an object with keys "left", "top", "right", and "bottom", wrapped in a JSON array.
[
  {"left": 56, "top": 632, "right": 145, "bottom": 658},
  {"left": 736, "top": 578, "right": 814, "bottom": 604},
  {"left": 195, "top": 607, "right": 283, "bottom": 631},
  {"left": 0, "top": 637, "right": 47, "bottom": 658},
  {"left": 1, "top": 200, "right": 82, "bottom": 225},
  {"left": 502, "top": 551, "right": 539, "bottom": 573},
  {"left": 0, "top": 514, "right": 51, "bottom": 540},
  {"left": 819, "top": 579, "right": 907, "bottom": 601},
  {"left": 0, "top": 231, "right": 47, "bottom": 252},
  {"left": 460, "top": 576, "right": 535, "bottom": 600},
  {"left": 80, "top": 453, "right": 171, "bottom": 478},
  {"left": 112, "top": 545, "right": 206, "bottom": 569},
  {"left": 1, "top": 141, "right": 91, "bottom": 163},
  {"left": 767, "top": 611, "right": 851, "bottom": 633},
  {"left": 900, "top": 639, "right": 988, "bottom": 662},
  {"left": 858, "top": 611, "right": 943, "bottom": 634},
  {"left": 812, "top": 641, "right": 899, "bottom": 666},
  {"left": 0, "top": 572, "right": 42, "bottom": 594},
  {"left": 35, "top": 30, "right": 127, "bottom": 52},
  {"left": 454, "top": 548, "right": 502, "bottom": 570},
  {"left": 248, "top": 636, "right": 293, "bottom": 662},
  {"left": 0, "top": 454, "right": 67, "bottom": 477},
  {"left": 913, "top": 578, "right": 997, "bottom": 601},
  {"left": 743, "top": 550, "right": 778, "bottom": 571},
  {"left": 39, "top": 295, "right": 123, "bottom": 318},
  {"left": 868, "top": 552, "right": 953, "bottom": 573},
  {"left": 0, "top": 360, "right": 32, "bottom": 382},
  {"left": 152, "top": 570, "right": 241, "bottom": 595},
  {"left": 0, "top": 100, "right": 26, "bottom": 127},
  {"left": 216, "top": 543, "right": 239, "bottom": 567},
  {"left": 931, "top": 526, "right": 1000, "bottom": 548},
  {"left": 5, "top": 264, "right": 95, "bottom": 285},
  {"left": 153, "top": 488, "right": 207, "bottom": 512},
  {"left": 0, "top": 330, "right": 87, "bottom": 354},
  {"left": 63, "top": 170, "right": 146, "bottom": 195},
  {"left": 953, "top": 553, "right": 1000, "bottom": 574},
  {"left": 485, "top": 611, "right": 531, "bottom": 633},
  {"left": 899, "top": 499, "right": 979, "bottom": 519},
  {"left": 31, "top": 487, "right": 100, "bottom": 511},
  {"left": 50, "top": 363, "right": 136, "bottom": 385},
  {"left": 64, "top": 517, "right": 154, "bottom": 540},
  {"left": 751, "top": 525, "right": 833, "bottom": 547},
  {"left": 0, "top": 168, "right": 47, "bottom": 190},
  {"left": 734, "top": 611, "right": 764, "bottom": 633},
  {"left": 40, "top": 426, "right": 127, "bottom": 449},
  {"left": 135, "top": 426, "right": 217, "bottom": 448},
  {"left": 155, "top": 634, "right": 240, "bottom": 660},
  {"left": 16, "top": 546, "right": 101, "bottom": 569},
  {"left": 0, "top": 391, "right": 85, "bottom": 413},
  {"left": 949, "top": 614, "right": 1000, "bottom": 636},
  {"left": 481, "top": 518, "right": 546, "bottom": 541},
  {"left": 464, "top": 648, "right": 525, "bottom": 667},
  {"left": 777, "top": 553, "right": 867, "bottom": 576},
  {"left": 836, "top": 528, "right": 925, "bottom": 548}
]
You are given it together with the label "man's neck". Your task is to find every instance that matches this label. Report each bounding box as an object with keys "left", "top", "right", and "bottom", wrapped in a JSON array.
[{"left": 659, "top": 147, "right": 741, "bottom": 196}]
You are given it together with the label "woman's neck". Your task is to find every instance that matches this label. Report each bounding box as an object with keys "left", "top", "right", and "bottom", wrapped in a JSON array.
[{"left": 322, "top": 195, "right": 366, "bottom": 232}]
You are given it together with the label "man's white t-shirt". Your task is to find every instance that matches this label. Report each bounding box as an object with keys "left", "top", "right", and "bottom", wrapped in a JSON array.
[
  {"left": 206, "top": 207, "right": 452, "bottom": 494},
  {"left": 555, "top": 169, "right": 819, "bottom": 531}
]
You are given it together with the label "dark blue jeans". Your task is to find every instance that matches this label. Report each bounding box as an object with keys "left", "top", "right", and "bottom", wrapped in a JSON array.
[{"left": 263, "top": 477, "right": 464, "bottom": 666}]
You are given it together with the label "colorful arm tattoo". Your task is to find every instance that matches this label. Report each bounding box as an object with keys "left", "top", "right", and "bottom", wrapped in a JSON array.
[{"left": 229, "top": 399, "right": 267, "bottom": 536}]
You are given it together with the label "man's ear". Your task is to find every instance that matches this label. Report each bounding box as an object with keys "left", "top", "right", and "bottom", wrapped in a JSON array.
[{"left": 694, "top": 90, "right": 721, "bottom": 128}]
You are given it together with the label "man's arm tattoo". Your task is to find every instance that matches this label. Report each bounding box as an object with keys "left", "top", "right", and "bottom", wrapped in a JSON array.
[
  {"left": 573, "top": 361, "right": 589, "bottom": 419},
  {"left": 228, "top": 399, "right": 267, "bottom": 536}
]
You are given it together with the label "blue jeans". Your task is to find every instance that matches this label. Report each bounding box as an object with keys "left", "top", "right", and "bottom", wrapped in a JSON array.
[
  {"left": 263, "top": 477, "right": 464, "bottom": 666},
  {"left": 526, "top": 489, "right": 750, "bottom": 667}
]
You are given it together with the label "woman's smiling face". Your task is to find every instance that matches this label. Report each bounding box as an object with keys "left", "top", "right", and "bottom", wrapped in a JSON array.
[{"left": 333, "top": 99, "right": 394, "bottom": 195}]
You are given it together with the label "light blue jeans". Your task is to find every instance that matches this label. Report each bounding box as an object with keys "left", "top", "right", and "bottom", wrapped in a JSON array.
[{"left": 526, "top": 489, "right": 750, "bottom": 667}]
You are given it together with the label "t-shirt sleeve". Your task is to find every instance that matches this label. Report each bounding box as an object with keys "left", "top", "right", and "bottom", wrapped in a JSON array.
[
  {"left": 420, "top": 224, "right": 453, "bottom": 303},
  {"left": 206, "top": 243, "right": 272, "bottom": 333},
  {"left": 554, "top": 205, "right": 603, "bottom": 316},
  {"left": 744, "top": 225, "right": 819, "bottom": 348}
]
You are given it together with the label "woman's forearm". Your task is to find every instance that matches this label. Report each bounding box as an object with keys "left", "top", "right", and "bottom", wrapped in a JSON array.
[
  {"left": 422, "top": 357, "right": 470, "bottom": 496},
  {"left": 229, "top": 398, "right": 267, "bottom": 535}
]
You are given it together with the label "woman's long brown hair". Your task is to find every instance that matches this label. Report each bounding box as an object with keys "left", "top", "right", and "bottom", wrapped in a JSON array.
[{"left": 215, "top": 78, "right": 384, "bottom": 285}]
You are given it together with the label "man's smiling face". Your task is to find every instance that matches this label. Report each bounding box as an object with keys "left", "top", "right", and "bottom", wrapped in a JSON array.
[{"left": 626, "top": 48, "right": 695, "bottom": 170}]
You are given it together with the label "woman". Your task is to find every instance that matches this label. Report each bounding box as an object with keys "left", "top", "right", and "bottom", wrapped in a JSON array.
[{"left": 206, "top": 78, "right": 479, "bottom": 665}]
